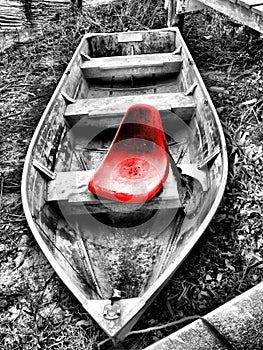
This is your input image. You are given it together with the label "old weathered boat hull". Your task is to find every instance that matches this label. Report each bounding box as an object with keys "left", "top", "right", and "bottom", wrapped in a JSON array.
[{"left": 22, "top": 28, "right": 228, "bottom": 341}]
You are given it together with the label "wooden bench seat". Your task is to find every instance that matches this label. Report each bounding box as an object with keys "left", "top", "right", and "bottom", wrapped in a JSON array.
[
  {"left": 64, "top": 92, "right": 196, "bottom": 127},
  {"left": 81, "top": 53, "right": 183, "bottom": 79},
  {"left": 47, "top": 165, "right": 183, "bottom": 215}
]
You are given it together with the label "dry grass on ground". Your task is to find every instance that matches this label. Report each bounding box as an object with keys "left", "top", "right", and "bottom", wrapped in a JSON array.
[{"left": 0, "top": 1, "right": 263, "bottom": 349}]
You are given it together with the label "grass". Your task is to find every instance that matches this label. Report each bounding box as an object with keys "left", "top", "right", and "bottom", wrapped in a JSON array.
[{"left": 0, "top": 1, "right": 263, "bottom": 349}]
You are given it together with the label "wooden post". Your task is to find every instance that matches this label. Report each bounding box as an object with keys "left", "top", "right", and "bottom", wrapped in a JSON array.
[
  {"left": 166, "top": 0, "right": 185, "bottom": 32},
  {"left": 21, "top": 0, "right": 33, "bottom": 23},
  {"left": 71, "top": 0, "right": 82, "bottom": 9},
  {"left": 166, "top": 0, "right": 207, "bottom": 32},
  {"left": 173, "top": 13, "right": 185, "bottom": 33}
]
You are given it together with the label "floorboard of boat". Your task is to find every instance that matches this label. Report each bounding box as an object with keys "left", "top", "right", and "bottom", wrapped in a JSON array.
[{"left": 71, "top": 207, "right": 185, "bottom": 299}]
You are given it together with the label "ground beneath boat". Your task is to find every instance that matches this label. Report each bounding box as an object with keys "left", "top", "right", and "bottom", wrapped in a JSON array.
[{"left": 0, "top": 1, "right": 263, "bottom": 349}]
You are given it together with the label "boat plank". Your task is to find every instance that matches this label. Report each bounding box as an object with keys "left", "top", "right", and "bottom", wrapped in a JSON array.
[
  {"left": 87, "top": 31, "right": 176, "bottom": 57},
  {"left": 46, "top": 166, "right": 183, "bottom": 213},
  {"left": 64, "top": 93, "right": 196, "bottom": 126},
  {"left": 81, "top": 53, "right": 183, "bottom": 79},
  {"left": 252, "top": 4, "right": 263, "bottom": 14}
]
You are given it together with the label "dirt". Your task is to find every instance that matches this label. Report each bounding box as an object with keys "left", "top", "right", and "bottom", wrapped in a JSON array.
[{"left": 0, "top": 2, "right": 263, "bottom": 349}]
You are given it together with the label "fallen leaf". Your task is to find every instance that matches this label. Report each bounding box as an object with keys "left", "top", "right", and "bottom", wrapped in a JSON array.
[
  {"left": 240, "top": 98, "right": 257, "bottom": 106},
  {"left": 209, "top": 86, "right": 226, "bottom": 93},
  {"left": 205, "top": 274, "right": 213, "bottom": 281},
  {"left": 216, "top": 273, "right": 223, "bottom": 282},
  {"left": 76, "top": 319, "right": 92, "bottom": 327},
  {"left": 204, "top": 35, "right": 213, "bottom": 40}
]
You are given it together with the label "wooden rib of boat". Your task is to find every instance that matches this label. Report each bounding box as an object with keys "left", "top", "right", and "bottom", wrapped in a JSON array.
[{"left": 21, "top": 27, "right": 228, "bottom": 343}]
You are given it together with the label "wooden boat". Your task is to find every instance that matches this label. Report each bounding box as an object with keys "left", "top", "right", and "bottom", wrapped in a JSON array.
[{"left": 21, "top": 27, "right": 228, "bottom": 343}]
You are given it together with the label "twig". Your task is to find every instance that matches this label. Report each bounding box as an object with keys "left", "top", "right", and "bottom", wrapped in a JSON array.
[
  {"left": 6, "top": 214, "right": 25, "bottom": 220},
  {"left": 97, "top": 315, "right": 200, "bottom": 348},
  {"left": 97, "top": 337, "right": 111, "bottom": 348},
  {"left": 97, "top": 338, "right": 127, "bottom": 349},
  {"left": 34, "top": 273, "right": 56, "bottom": 320},
  {"left": 237, "top": 261, "right": 250, "bottom": 291},
  {"left": 165, "top": 293, "right": 177, "bottom": 319},
  {"left": 0, "top": 115, "right": 11, "bottom": 122},
  {"left": 127, "top": 315, "right": 200, "bottom": 335},
  {"left": 89, "top": 81, "right": 175, "bottom": 91},
  {"left": 0, "top": 177, "right": 3, "bottom": 211},
  {"left": 247, "top": 260, "right": 263, "bottom": 271},
  {"left": 227, "top": 59, "right": 235, "bottom": 79}
]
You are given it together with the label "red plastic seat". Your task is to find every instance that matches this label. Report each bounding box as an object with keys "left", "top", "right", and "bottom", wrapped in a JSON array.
[{"left": 88, "top": 104, "right": 169, "bottom": 204}]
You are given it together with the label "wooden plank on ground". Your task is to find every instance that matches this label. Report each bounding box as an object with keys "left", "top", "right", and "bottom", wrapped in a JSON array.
[
  {"left": 81, "top": 53, "right": 183, "bottom": 79},
  {"left": 197, "top": 0, "right": 263, "bottom": 32},
  {"left": 47, "top": 165, "right": 182, "bottom": 214},
  {"left": 64, "top": 93, "right": 196, "bottom": 126},
  {"left": 143, "top": 282, "right": 263, "bottom": 350},
  {"left": 238, "top": 0, "right": 263, "bottom": 8}
]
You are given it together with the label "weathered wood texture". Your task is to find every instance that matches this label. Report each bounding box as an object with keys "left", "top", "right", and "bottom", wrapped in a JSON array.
[
  {"left": 64, "top": 93, "right": 196, "bottom": 127},
  {"left": 21, "top": 28, "right": 228, "bottom": 341},
  {"left": 46, "top": 165, "right": 183, "bottom": 213},
  {"left": 253, "top": 4, "right": 263, "bottom": 14},
  {"left": 173, "top": 0, "right": 263, "bottom": 33},
  {"left": 238, "top": 0, "right": 263, "bottom": 9},
  {"left": 0, "top": 0, "right": 71, "bottom": 31},
  {"left": 0, "top": 0, "right": 116, "bottom": 31},
  {"left": 81, "top": 53, "right": 183, "bottom": 79},
  {"left": 143, "top": 281, "right": 263, "bottom": 350},
  {"left": 87, "top": 31, "right": 176, "bottom": 57},
  {"left": 0, "top": 0, "right": 112, "bottom": 50}
]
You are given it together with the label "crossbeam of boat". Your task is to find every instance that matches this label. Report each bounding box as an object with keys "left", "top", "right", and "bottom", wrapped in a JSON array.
[
  {"left": 64, "top": 92, "right": 196, "bottom": 127},
  {"left": 46, "top": 165, "right": 183, "bottom": 214},
  {"left": 81, "top": 53, "right": 183, "bottom": 79}
]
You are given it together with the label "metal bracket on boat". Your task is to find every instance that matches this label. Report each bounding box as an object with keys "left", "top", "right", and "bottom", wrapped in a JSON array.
[
  {"left": 103, "top": 289, "right": 122, "bottom": 320},
  {"left": 118, "top": 32, "right": 143, "bottom": 43},
  {"left": 103, "top": 303, "right": 121, "bottom": 320},
  {"left": 178, "top": 163, "right": 208, "bottom": 191},
  {"left": 80, "top": 52, "right": 92, "bottom": 61},
  {"left": 172, "top": 45, "right": 182, "bottom": 55},
  {"left": 32, "top": 159, "right": 56, "bottom": 180},
  {"left": 197, "top": 145, "right": 221, "bottom": 169},
  {"left": 61, "top": 91, "right": 76, "bottom": 105},
  {"left": 184, "top": 82, "right": 197, "bottom": 96},
  {"left": 110, "top": 289, "right": 122, "bottom": 302}
]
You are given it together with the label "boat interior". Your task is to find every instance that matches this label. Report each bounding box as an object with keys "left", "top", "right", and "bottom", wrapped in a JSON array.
[{"left": 24, "top": 29, "right": 226, "bottom": 304}]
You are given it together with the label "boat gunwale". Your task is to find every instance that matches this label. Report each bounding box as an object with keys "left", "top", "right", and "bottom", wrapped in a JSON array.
[{"left": 21, "top": 32, "right": 96, "bottom": 312}]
